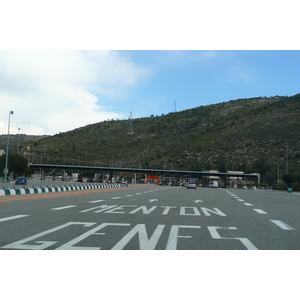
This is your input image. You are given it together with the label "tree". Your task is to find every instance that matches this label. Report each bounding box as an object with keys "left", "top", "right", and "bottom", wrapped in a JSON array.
[
  {"left": 0, "top": 153, "right": 29, "bottom": 178},
  {"left": 282, "top": 173, "right": 297, "bottom": 187}
]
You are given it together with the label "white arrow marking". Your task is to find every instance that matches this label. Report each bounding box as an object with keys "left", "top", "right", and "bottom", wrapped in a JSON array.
[{"left": 193, "top": 200, "right": 203, "bottom": 203}]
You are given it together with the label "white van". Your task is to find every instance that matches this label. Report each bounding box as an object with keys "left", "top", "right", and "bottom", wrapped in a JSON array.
[{"left": 209, "top": 181, "right": 218, "bottom": 188}]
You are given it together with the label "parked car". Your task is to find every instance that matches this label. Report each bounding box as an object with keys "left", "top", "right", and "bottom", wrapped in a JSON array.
[
  {"left": 15, "top": 177, "right": 27, "bottom": 185},
  {"left": 186, "top": 182, "right": 197, "bottom": 189}
]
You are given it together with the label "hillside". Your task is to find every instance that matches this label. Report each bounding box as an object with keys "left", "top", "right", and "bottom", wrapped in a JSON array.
[
  {"left": 0, "top": 134, "right": 48, "bottom": 155},
  {"left": 17, "top": 94, "right": 300, "bottom": 183}
]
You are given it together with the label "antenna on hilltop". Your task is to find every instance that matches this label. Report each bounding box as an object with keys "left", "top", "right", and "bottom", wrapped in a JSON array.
[
  {"left": 174, "top": 101, "right": 177, "bottom": 112},
  {"left": 128, "top": 111, "right": 134, "bottom": 134}
]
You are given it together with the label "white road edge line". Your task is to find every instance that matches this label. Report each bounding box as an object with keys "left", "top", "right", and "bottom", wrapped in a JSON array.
[
  {"left": 51, "top": 205, "right": 77, "bottom": 210},
  {"left": 270, "top": 220, "right": 296, "bottom": 230},
  {"left": 0, "top": 215, "right": 28, "bottom": 222}
]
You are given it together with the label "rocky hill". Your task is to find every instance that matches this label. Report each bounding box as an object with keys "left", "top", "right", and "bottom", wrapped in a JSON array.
[{"left": 14, "top": 93, "right": 300, "bottom": 184}]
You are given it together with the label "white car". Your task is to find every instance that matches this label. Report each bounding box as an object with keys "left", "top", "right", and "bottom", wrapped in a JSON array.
[{"left": 186, "top": 182, "right": 197, "bottom": 189}]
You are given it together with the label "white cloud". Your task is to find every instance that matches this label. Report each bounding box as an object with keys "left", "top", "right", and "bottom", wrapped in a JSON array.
[
  {"left": 0, "top": 50, "right": 150, "bottom": 135},
  {"left": 225, "top": 65, "right": 254, "bottom": 85}
]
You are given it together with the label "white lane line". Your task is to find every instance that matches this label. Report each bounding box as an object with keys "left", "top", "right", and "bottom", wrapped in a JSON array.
[
  {"left": 111, "top": 197, "right": 121, "bottom": 199},
  {"left": 125, "top": 195, "right": 133, "bottom": 197},
  {"left": 89, "top": 200, "right": 105, "bottom": 203},
  {"left": 237, "top": 199, "right": 244, "bottom": 202},
  {"left": 253, "top": 209, "right": 268, "bottom": 214},
  {"left": 149, "top": 199, "right": 158, "bottom": 202},
  {"left": 244, "top": 203, "right": 253, "bottom": 206},
  {"left": 51, "top": 205, "right": 77, "bottom": 210},
  {"left": 270, "top": 220, "right": 296, "bottom": 230},
  {"left": 135, "top": 193, "right": 142, "bottom": 195},
  {"left": 0, "top": 215, "right": 28, "bottom": 222}
]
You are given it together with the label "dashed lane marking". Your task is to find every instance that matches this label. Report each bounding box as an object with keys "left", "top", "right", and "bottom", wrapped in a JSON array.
[
  {"left": 0, "top": 215, "right": 28, "bottom": 222},
  {"left": 51, "top": 205, "right": 77, "bottom": 210},
  {"left": 253, "top": 209, "right": 268, "bottom": 214},
  {"left": 270, "top": 220, "right": 296, "bottom": 230},
  {"left": 89, "top": 200, "right": 105, "bottom": 203},
  {"left": 244, "top": 203, "right": 253, "bottom": 206}
]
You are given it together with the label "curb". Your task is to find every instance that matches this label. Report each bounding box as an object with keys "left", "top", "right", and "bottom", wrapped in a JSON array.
[{"left": 0, "top": 183, "right": 123, "bottom": 197}]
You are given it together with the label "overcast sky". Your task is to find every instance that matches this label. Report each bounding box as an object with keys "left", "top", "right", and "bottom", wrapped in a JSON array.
[{"left": 1, "top": 1, "right": 299, "bottom": 136}]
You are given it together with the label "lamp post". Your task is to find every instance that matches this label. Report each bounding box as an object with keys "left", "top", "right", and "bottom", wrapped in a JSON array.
[{"left": 4, "top": 111, "right": 14, "bottom": 181}]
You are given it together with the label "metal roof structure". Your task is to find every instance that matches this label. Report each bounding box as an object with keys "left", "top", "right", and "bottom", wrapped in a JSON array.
[{"left": 29, "top": 163, "right": 260, "bottom": 180}]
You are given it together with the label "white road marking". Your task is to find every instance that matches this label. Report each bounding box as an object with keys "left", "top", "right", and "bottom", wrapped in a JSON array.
[
  {"left": 125, "top": 195, "right": 133, "bottom": 197},
  {"left": 0, "top": 215, "right": 28, "bottom": 222},
  {"left": 207, "top": 226, "right": 258, "bottom": 250},
  {"left": 244, "top": 203, "right": 253, "bottom": 206},
  {"left": 270, "top": 220, "right": 295, "bottom": 230},
  {"left": 51, "top": 205, "right": 77, "bottom": 210},
  {"left": 193, "top": 200, "right": 203, "bottom": 203},
  {"left": 111, "top": 197, "right": 121, "bottom": 199},
  {"left": 80, "top": 206, "right": 106, "bottom": 213},
  {"left": 57, "top": 223, "right": 131, "bottom": 250},
  {"left": 253, "top": 209, "right": 268, "bottom": 214},
  {"left": 237, "top": 199, "right": 244, "bottom": 201},
  {"left": 149, "top": 199, "right": 158, "bottom": 202},
  {"left": 166, "top": 225, "right": 201, "bottom": 250},
  {"left": 135, "top": 193, "right": 142, "bottom": 195},
  {"left": 112, "top": 224, "right": 165, "bottom": 250},
  {"left": 89, "top": 200, "right": 105, "bottom": 203},
  {"left": 2, "top": 222, "right": 96, "bottom": 250}
]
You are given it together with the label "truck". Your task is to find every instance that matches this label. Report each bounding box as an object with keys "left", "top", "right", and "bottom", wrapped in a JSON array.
[{"left": 209, "top": 180, "right": 218, "bottom": 188}]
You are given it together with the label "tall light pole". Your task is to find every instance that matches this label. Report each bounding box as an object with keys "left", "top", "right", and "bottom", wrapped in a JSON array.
[{"left": 4, "top": 111, "right": 14, "bottom": 181}]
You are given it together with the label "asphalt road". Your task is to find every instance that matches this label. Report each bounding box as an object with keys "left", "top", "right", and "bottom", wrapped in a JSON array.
[{"left": 1, "top": 185, "right": 299, "bottom": 250}]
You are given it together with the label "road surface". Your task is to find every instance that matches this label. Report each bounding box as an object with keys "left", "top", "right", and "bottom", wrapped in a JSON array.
[{"left": 1, "top": 185, "right": 299, "bottom": 250}]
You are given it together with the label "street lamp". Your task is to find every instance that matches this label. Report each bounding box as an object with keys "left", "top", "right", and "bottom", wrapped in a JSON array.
[{"left": 4, "top": 111, "right": 14, "bottom": 182}]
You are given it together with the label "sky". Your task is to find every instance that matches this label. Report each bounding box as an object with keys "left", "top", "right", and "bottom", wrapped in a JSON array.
[{"left": 1, "top": 1, "right": 299, "bottom": 136}]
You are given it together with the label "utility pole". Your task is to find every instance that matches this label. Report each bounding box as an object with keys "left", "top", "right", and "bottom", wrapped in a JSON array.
[
  {"left": 286, "top": 145, "right": 289, "bottom": 174},
  {"left": 128, "top": 111, "right": 134, "bottom": 134},
  {"left": 17, "top": 128, "right": 20, "bottom": 154}
]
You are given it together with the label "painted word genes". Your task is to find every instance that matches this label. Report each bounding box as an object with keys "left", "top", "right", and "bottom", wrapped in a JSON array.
[{"left": 1, "top": 222, "right": 257, "bottom": 250}]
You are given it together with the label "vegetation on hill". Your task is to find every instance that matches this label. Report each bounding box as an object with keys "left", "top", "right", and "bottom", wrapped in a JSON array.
[{"left": 2, "top": 94, "right": 300, "bottom": 188}]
